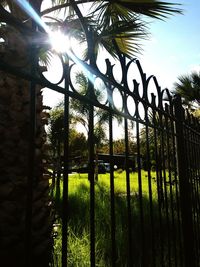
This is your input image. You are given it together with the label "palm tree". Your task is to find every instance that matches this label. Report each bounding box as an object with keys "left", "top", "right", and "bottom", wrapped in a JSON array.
[
  {"left": 0, "top": 2, "right": 53, "bottom": 267},
  {"left": 0, "top": 1, "right": 182, "bottom": 59},
  {"left": 41, "top": 0, "right": 182, "bottom": 59},
  {"left": 0, "top": 1, "right": 182, "bottom": 266},
  {"left": 173, "top": 71, "right": 200, "bottom": 109},
  {"left": 64, "top": 71, "right": 116, "bottom": 178},
  {"left": 70, "top": 71, "right": 117, "bottom": 135}
]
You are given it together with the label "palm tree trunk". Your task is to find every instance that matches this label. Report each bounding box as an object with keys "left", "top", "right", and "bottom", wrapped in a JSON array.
[{"left": 0, "top": 27, "right": 53, "bottom": 266}]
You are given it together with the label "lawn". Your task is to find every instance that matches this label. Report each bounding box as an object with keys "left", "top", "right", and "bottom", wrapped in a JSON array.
[
  {"left": 53, "top": 170, "right": 180, "bottom": 266},
  {"left": 66, "top": 169, "right": 159, "bottom": 200}
]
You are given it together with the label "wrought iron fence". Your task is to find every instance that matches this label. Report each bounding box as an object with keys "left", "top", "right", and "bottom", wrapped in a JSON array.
[{"left": 0, "top": 27, "right": 200, "bottom": 267}]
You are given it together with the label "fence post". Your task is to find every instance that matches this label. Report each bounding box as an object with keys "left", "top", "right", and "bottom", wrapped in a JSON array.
[{"left": 173, "top": 95, "right": 195, "bottom": 267}]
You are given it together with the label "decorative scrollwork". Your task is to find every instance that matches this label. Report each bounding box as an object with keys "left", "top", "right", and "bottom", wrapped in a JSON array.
[
  {"left": 39, "top": 52, "right": 65, "bottom": 86},
  {"left": 36, "top": 40, "right": 178, "bottom": 125}
]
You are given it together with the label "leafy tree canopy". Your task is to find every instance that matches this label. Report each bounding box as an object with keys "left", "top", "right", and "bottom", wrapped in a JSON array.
[
  {"left": 173, "top": 71, "right": 200, "bottom": 111},
  {"left": 48, "top": 104, "right": 88, "bottom": 158}
]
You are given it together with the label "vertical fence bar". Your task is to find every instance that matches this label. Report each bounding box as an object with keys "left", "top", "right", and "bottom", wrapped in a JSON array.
[
  {"left": 88, "top": 101, "right": 95, "bottom": 267},
  {"left": 185, "top": 125, "right": 197, "bottom": 263},
  {"left": 195, "top": 130, "right": 200, "bottom": 265},
  {"left": 153, "top": 110, "right": 164, "bottom": 267},
  {"left": 190, "top": 127, "right": 200, "bottom": 266},
  {"left": 109, "top": 111, "right": 117, "bottom": 266},
  {"left": 174, "top": 95, "right": 195, "bottom": 267},
  {"left": 170, "top": 108, "right": 184, "bottom": 267},
  {"left": 165, "top": 105, "right": 177, "bottom": 266},
  {"left": 194, "top": 130, "right": 200, "bottom": 264},
  {"left": 160, "top": 112, "right": 171, "bottom": 267},
  {"left": 136, "top": 119, "right": 146, "bottom": 266},
  {"left": 124, "top": 119, "right": 133, "bottom": 266},
  {"left": 88, "top": 29, "right": 95, "bottom": 267},
  {"left": 62, "top": 61, "right": 70, "bottom": 267},
  {"left": 145, "top": 109, "right": 156, "bottom": 266}
]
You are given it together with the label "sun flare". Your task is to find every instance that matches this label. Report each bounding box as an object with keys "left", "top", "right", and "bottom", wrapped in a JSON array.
[
  {"left": 49, "top": 31, "right": 70, "bottom": 53},
  {"left": 49, "top": 31, "right": 86, "bottom": 59}
]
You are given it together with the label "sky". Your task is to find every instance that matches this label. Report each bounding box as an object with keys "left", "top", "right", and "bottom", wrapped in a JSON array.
[
  {"left": 41, "top": 0, "right": 200, "bottom": 107},
  {"left": 138, "top": 0, "right": 200, "bottom": 90}
]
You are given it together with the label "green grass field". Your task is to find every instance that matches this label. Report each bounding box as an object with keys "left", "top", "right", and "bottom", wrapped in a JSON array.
[{"left": 53, "top": 170, "right": 179, "bottom": 266}]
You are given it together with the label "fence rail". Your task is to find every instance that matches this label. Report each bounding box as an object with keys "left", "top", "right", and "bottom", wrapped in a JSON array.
[{"left": 0, "top": 29, "right": 200, "bottom": 267}]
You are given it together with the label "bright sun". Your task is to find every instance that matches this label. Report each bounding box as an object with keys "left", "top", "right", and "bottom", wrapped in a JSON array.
[
  {"left": 49, "top": 31, "right": 86, "bottom": 59},
  {"left": 49, "top": 31, "right": 70, "bottom": 53}
]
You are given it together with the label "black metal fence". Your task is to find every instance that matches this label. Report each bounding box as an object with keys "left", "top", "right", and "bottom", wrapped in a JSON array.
[{"left": 0, "top": 31, "right": 200, "bottom": 267}]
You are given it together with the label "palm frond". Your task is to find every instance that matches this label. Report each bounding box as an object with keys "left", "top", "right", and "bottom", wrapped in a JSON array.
[
  {"left": 191, "top": 72, "right": 200, "bottom": 88},
  {"left": 92, "top": 1, "right": 138, "bottom": 28},
  {"left": 93, "top": 19, "right": 147, "bottom": 57},
  {"left": 113, "top": 0, "right": 183, "bottom": 20},
  {"left": 93, "top": 0, "right": 182, "bottom": 20},
  {"left": 39, "top": 49, "right": 53, "bottom": 66},
  {"left": 75, "top": 71, "right": 88, "bottom": 92},
  {"left": 89, "top": 0, "right": 182, "bottom": 57},
  {"left": 49, "top": 0, "right": 74, "bottom": 17},
  {"left": 174, "top": 72, "right": 200, "bottom": 107}
]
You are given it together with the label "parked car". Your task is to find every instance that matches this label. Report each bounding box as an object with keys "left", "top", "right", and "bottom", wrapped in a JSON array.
[
  {"left": 98, "top": 163, "right": 106, "bottom": 174},
  {"left": 103, "top": 163, "right": 110, "bottom": 172}
]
